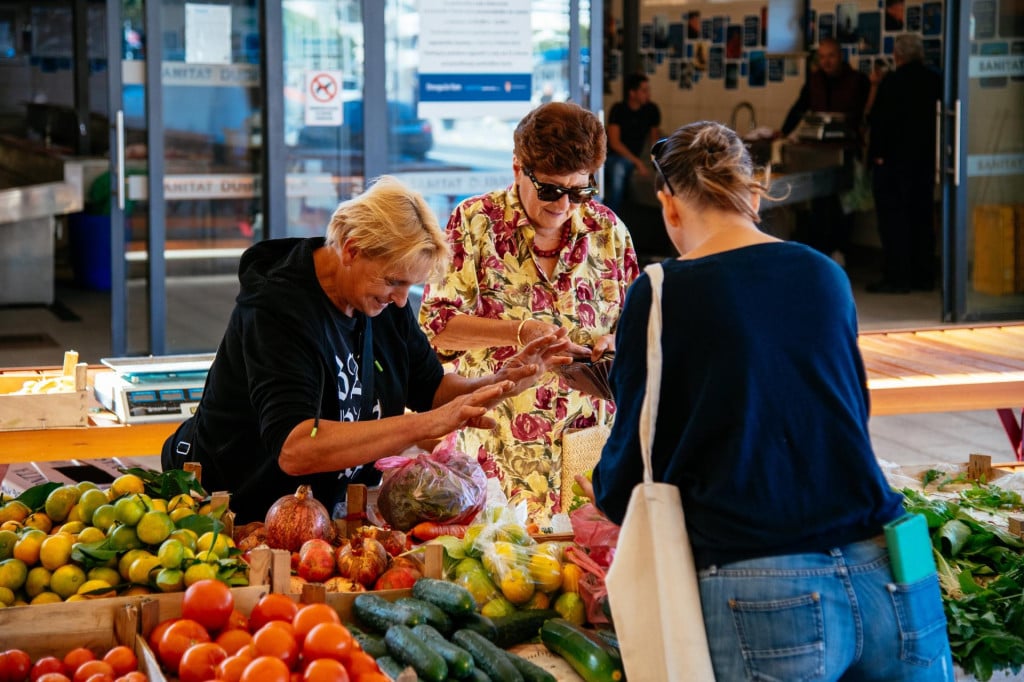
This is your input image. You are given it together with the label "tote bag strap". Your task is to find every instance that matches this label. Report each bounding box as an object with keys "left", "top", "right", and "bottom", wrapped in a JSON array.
[{"left": 640, "top": 263, "right": 664, "bottom": 485}]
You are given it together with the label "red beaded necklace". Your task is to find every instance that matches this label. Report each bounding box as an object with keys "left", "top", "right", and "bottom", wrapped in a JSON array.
[{"left": 532, "top": 224, "right": 571, "bottom": 258}]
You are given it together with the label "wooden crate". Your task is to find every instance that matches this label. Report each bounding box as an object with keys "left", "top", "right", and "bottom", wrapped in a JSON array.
[{"left": 0, "top": 364, "right": 89, "bottom": 430}]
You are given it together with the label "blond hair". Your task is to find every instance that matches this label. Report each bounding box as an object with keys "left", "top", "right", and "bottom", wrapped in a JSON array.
[{"left": 325, "top": 175, "right": 451, "bottom": 280}]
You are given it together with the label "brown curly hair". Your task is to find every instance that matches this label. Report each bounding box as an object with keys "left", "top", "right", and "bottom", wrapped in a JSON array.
[{"left": 513, "top": 102, "right": 606, "bottom": 176}]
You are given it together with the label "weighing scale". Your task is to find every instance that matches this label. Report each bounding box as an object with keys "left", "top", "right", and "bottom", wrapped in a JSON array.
[{"left": 93, "top": 353, "right": 214, "bottom": 424}]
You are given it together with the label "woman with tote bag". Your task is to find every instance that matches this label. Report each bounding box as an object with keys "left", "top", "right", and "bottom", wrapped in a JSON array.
[{"left": 584, "top": 121, "right": 954, "bottom": 681}]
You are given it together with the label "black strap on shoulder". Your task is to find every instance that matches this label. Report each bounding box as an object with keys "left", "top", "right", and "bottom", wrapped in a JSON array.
[{"left": 359, "top": 316, "right": 375, "bottom": 419}]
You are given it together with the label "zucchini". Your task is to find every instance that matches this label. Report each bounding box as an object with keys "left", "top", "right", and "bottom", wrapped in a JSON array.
[
  {"left": 397, "top": 596, "right": 454, "bottom": 634},
  {"left": 376, "top": 655, "right": 420, "bottom": 681},
  {"left": 347, "top": 622, "right": 388, "bottom": 659},
  {"left": 460, "top": 668, "right": 492, "bottom": 682},
  {"left": 540, "top": 618, "right": 624, "bottom": 682},
  {"left": 353, "top": 593, "right": 424, "bottom": 633},
  {"left": 452, "top": 612, "right": 498, "bottom": 642},
  {"left": 490, "top": 608, "right": 560, "bottom": 648},
  {"left": 412, "top": 623, "right": 476, "bottom": 679},
  {"left": 504, "top": 650, "right": 557, "bottom": 682},
  {"left": 452, "top": 628, "right": 524, "bottom": 682},
  {"left": 385, "top": 624, "right": 449, "bottom": 682},
  {"left": 413, "top": 577, "right": 477, "bottom": 616}
]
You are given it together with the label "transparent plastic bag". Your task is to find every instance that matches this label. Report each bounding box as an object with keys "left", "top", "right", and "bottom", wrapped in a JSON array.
[{"left": 374, "top": 432, "right": 486, "bottom": 531}]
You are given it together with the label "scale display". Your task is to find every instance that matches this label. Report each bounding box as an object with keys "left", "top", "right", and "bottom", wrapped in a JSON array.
[{"left": 95, "top": 354, "right": 214, "bottom": 424}]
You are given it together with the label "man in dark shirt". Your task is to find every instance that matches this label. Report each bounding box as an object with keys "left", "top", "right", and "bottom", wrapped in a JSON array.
[
  {"left": 780, "top": 39, "right": 870, "bottom": 265},
  {"left": 866, "top": 34, "right": 942, "bottom": 293},
  {"left": 603, "top": 73, "right": 661, "bottom": 213}
]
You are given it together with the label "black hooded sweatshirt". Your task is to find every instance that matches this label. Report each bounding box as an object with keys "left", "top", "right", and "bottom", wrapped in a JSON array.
[{"left": 167, "top": 238, "right": 444, "bottom": 523}]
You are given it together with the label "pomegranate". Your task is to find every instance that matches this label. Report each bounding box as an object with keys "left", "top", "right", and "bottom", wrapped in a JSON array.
[
  {"left": 374, "top": 564, "right": 421, "bottom": 591},
  {"left": 335, "top": 536, "right": 389, "bottom": 587},
  {"left": 264, "top": 485, "right": 335, "bottom": 552},
  {"left": 353, "top": 525, "right": 409, "bottom": 557},
  {"left": 298, "top": 538, "right": 336, "bottom": 582}
]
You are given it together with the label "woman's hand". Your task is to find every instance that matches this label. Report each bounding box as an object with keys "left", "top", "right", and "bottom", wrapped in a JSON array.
[
  {"left": 499, "top": 327, "right": 573, "bottom": 395},
  {"left": 518, "top": 319, "right": 591, "bottom": 357},
  {"left": 573, "top": 473, "right": 596, "bottom": 504},
  {"left": 428, "top": 380, "right": 516, "bottom": 434},
  {"left": 590, "top": 333, "right": 616, "bottom": 361}
]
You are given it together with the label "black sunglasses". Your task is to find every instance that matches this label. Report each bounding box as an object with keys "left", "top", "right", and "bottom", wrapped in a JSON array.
[
  {"left": 523, "top": 168, "right": 599, "bottom": 204},
  {"left": 650, "top": 138, "right": 675, "bottom": 195}
]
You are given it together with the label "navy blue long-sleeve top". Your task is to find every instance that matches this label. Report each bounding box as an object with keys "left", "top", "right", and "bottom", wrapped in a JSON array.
[{"left": 592, "top": 242, "right": 904, "bottom": 570}]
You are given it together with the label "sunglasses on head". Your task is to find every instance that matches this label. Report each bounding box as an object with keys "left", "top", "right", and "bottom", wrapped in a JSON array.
[
  {"left": 650, "top": 138, "right": 675, "bottom": 195},
  {"left": 523, "top": 168, "right": 599, "bottom": 204}
]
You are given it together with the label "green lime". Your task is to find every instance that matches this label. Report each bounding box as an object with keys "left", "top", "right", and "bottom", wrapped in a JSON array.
[{"left": 136, "top": 511, "right": 174, "bottom": 546}]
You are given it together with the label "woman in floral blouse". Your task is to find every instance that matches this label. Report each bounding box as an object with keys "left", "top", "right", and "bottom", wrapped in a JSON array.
[{"left": 419, "top": 101, "right": 640, "bottom": 525}]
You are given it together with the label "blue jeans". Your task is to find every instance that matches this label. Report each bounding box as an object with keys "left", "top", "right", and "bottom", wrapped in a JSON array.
[
  {"left": 603, "top": 154, "right": 634, "bottom": 213},
  {"left": 698, "top": 537, "right": 954, "bottom": 681}
]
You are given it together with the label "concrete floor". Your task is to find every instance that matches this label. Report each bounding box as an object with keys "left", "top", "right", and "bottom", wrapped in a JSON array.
[{"left": 0, "top": 253, "right": 1019, "bottom": 468}]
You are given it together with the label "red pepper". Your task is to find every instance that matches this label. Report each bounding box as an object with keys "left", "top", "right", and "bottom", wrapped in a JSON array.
[{"left": 411, "top": 521, "right": 469, "bottom": 540}]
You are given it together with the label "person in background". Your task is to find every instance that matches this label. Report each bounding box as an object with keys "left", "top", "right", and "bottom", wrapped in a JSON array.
[
  {"left": 161, "top": 176, "right": 571, "bottom": 524},
  {"left": 603, "top": 72, "right": 662, "bottom": 213},
  {"left": 419, "top": 101, "right": 639, "bottom": 526},
  {"left": 582, "top": 121, "right": 953, "bottom": 680},
  {"left": 866, "top": 34, "right": 942, "bottom": 294},
  {"left": 780, "top": 37, "right": 870, "bottom": 266}
]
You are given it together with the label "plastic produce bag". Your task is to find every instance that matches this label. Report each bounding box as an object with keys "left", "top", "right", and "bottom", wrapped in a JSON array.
[{"left": 374, "top": 432, "right": 486, "bottom": 531}]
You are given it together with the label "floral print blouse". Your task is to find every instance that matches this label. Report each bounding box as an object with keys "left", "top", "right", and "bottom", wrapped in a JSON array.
[{"left": 419, "top": 185, "right": 639, "bottom": 525}]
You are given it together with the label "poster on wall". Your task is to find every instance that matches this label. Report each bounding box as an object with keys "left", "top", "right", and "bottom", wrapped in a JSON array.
[
  {"left": 819, "top": 13, "right": 836, "bottom": 42},
  {"left": 744, "top": 16, "right": 760, "bottom": 47},
  {"left": 749, "top": 51, "right": 766, "bottom": 87},
  {"left": 884, "top": 0, "right": 906, "bottom": 30},
  {"left": 702, "top": 19, "right": 713, "bottom": 40},
  {"left": 973, "top": 0, "right": 996, "bottom": 38},
  {"left": 835, "top": 3, "right": 860, "bottom": 43},
  {"left": 185, "top": 3, "right": 232, "bottom": 64},
  {"left": 669, "top": 23, "right": 684, "bottom": 57},
  {"left": 653, "top": 14, "right": 670, "bottom": 50},
  {"left": 906, "top": 5, "right": 922, "bottom": 31},
  {"left": 418, "top": 0, "right": 532, "bottom": 119},
  {"left": 725, "top": 62, "right": 739, "bottom": 89},
  {"left": 688, "top": 11, "right": 702, "bottom": 40},
  {"left": 713, "top": 17, "right": 727, "bottom": 44},
  {"left": 922, "top": 1, "right": 943, "bottom": 35},
  {"left": 679, "top": 62, "right": 695, "bottom": 89},
  {"left": 858, "top": 12, "right": 881, "bottom": 54},
  {"left": 727, "top": 25, "right": 743, "bottom": 58},
  {"left": 708, "top": 45, "right": 723, "bottom": 77},
  {"left": 768, "top": 57, "right": 785, "bottom": 81}
]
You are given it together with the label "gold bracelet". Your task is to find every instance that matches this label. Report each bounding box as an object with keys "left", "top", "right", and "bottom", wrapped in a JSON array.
[{"left": 516, "top": 319, "right": 529, "bottom": 346}]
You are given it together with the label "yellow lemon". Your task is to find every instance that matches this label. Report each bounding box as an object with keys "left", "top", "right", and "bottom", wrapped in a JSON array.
[
  {"left": 107, "top": 524, "right": 142, "bottom": 552},
  {"left": 65, "top": 504, "right": 85, "bottom": 524},
  {"left": 183, "top": 562, "right": 218, "bottom": 586},
  {"left": 157, "top": 539, "right": 185, "bottom": 569},
  {"left": 553, "top": 591, "right": 586, "bottom": 626},
  {"left": 499, "top": 566, "right": 535, "bottom": 605},
  {"left": 118, "top": 548, "right": 151, "bottom": 581},
  {"left": 51, "top": 564, "right": 87, "bottom": 598},
  {"left": 168, "top": 493, "right": 197, "bottom": 512},
  {"left": 154, "top": 567, "right": 184, "bottom": 593},
  {"left": 482, "top": 541, "right": 523, "bottom": 577},
  {"left": 30, "top": 591, "right": 62, "bottom": 605},
  {"left": 24, "top": 565, "right": 52, "bottom": 598},
  {"left": 169, "top": 507, "right": 195, "bottom": 524},
  {"left": 122, "top": 584, "right": 152, "bottom": 596},
  {"left": 197, "top": 501, "right": 227, "bottom": 519},
  {"left": 528, "top": 553, "right": 563, "bottom": 594},
  {"left": 196, "top": 532, "right": 232, "bottom": 557},
  {"left": 0, "top": 585, "right": 14, "bottom": 605},
  {"left": 87, "top": 566, "right": 122, "bottom": 587},
  {"left": 77, "top": 488, "right": 109, "bottom": 525},
  {"left": 128, "top": 555, "right": 162, "bottom": 585},
  {"left": 22, "top": 512, "right": 52, "bottom": 534},
  {"left": 109, "top": 473, "right": 146, "bottom": 499},
  {"left": 65, "top": 594, "right": 88, "bottom": 602},
  {"left": 13, "top": 528, "right": 46, "bottom": 565},
  {"left": 113, "top": 495, "right": 146, "bottom": 527},
  {"left": 0, "top": 529, "right": 17, "bottom": 561},
  {"left": 480, "top": 595, "right": 517, "bottom": 619},
  {"left": 76, "top": 526, "right": 106, "bottom": 544},
  {"left": 90, "top": 504, "right": 117, "bottom": 532},
  {"left": 39, "top": 533, "right": 74, "bottom": 571},
  {"left": 0, "top": 558, "right": 28, "bottom": 591},
  {"left": 76, "top": 480, "right": 98, "bottom": 493},
  {"left": 149, "top": 498, "right": 168, "bottom": 513},
  {"left": 136, "top": 511, "right": 174, "bottom": 546},
  {"left": 44, "top": 485, "right": 81, "bottom": 523},
  {"left": 0, "top": 501, "right": 30, "bottom": 524}
]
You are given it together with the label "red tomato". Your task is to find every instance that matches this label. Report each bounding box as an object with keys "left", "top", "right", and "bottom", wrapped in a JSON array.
[
  {"left": 147, "top": 618, "right": 177, "bottom": 654},
  {"left": 251, "top": 623, "right": 299, "bottom": 670},
  {"left": 178, "top": 642, "right": 228, "bottom": 682},
  {"left": 248, "top": 594, "right": 299, "bottom": 631},
  {"left": 239, "top": 656, "right": 290, "bottom": 682},
  {"left": 112, "top": 673, "right": 146, "bottom": 682},
  {"left": 34, "top": 674, "right": 71, "bottom": 682},
  {"left": 301, "top": 623, "right": 353, "bottom": 664},
  {"left": 157, "top": 618, "right": 211, "bottom": 672},
  {"left": 215, "top": 653, "right": 253, "bottom": 682},
  {"left": 221, "top": 609, "right": 249, "bottom": 632},
  {"left": 100, "top": 647, "right": 136, "bottom": 678},
  {"left": 30, "top": 657, "right": 64, "bottom": 681},
  {"left": 181, "top": 579, "right": 235, "bottom": 632},
  {"left": 215, "top": 628, "right": 254, "bottom": 656},
  {"left": 0, "top": 649, "right": 31, "bottom": 682},
  {"left": 302, "top": 658, "right": 350, "bottom": 682},
  {"left": 62, "top": 649, "right": 95, "bottom": 678},
  {"left": 344, "top": 651, "right": 379, "bottom": 678},
  {"left": 72, "top": 660, "right": 114, "bottom": 682},
  {"left": 352, "top": 674, "right": 389, "bottom": 682}
]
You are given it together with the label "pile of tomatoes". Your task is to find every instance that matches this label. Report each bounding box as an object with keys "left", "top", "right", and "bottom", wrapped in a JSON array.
[
  {"left": 0, "top": 644, "right": 144, "bottom": 682},
  {"left": 148, "top": 579, "right": 385, "bottom": 682}
]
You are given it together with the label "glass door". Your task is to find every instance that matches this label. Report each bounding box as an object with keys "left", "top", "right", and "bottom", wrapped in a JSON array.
[
  {"left": 942, "top": 0, "right": 1024, "bottom": 320},
  {"left": 109, "top": 0, "right": 263, "bottom": 355}
]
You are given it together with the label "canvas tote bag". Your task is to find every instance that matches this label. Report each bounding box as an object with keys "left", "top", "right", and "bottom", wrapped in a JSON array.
[{"left": 604, "top": 263, "right": 716, "bottom": 681}]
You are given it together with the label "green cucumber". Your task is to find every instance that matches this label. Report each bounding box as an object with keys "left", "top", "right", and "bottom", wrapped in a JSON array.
[
  {"left": 452, "top": 612, "right": 498, "bottom": 642},
  {"left": 412, "top": 623, "right": 476, "bottom": 679},
  {"left": 490, "top": 608, "right": 560, "bottom": 648},
  {"left": 353, "top": 593, "right": 424, "bottom": 633},
  {"left": 504, "top": 650, "right": 557, "bottom": 682},
  {"left": 376, "top": 655, "right": 420, "bottom": 681},
  {"left": 460, "top": 668, "right": 492, "bottom": 682},
  {"left": 452, "top": 628, "right": 524, "bottom": 682},
  {"left": 413, "top": 577, "right": 477, "bottom": 615},
  {"left": 540, "top": 618, "right": 624, "bottom": 682},
  {"left": 397, "top": 596, "right": 454, "bottom": 634},
  {"left": 347, "top": 622, "right": 388, "bottom": 659},
  {"left": 385, "top": 624, "right": 449, "bottom": 682}
]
